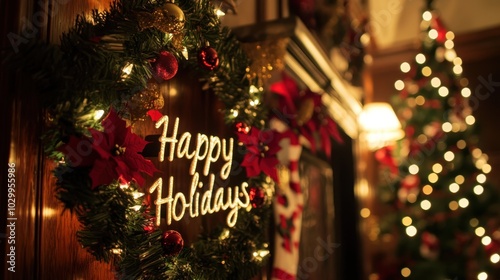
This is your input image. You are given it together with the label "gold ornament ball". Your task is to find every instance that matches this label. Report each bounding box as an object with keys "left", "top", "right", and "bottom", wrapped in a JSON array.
[
  {"left": 152, "top": 3, "right": 185, "bottom": 34},
  {"left": 138, "top": 3, "right": 185, "bottom": 34}
]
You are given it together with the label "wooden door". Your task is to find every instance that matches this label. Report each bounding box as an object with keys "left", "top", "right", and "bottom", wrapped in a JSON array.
[{"left": 1, "top": 1, "right": 230, "bottom": 279}]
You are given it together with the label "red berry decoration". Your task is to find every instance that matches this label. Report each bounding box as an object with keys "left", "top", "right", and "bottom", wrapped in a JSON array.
[
  {"left": 143, "top": 217, "right": 156, "bottom": 233},
  {"left": 197, "top": 46, "right": 219, "bottom": 71},
  {"left": 161, "top": 230, "right": 184, "bottom": 256},
  {"left": 235, "top": 122, "right": 250, "bottom": 134},
  {"left": 248, "top": 185, "right": 266, "bottom": 208},
  {"left": 152, "top": 50, "right": 178, "bottom": 81}
]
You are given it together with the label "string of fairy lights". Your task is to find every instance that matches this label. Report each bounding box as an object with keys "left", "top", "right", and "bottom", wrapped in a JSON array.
[{"left": 359, "top": 8, "right": 499, "bottom": 280}]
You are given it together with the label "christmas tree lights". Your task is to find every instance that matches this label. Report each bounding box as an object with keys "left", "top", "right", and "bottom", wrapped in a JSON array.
[{"left": 375, "top": 4, "right": 500, "bottom": 280}]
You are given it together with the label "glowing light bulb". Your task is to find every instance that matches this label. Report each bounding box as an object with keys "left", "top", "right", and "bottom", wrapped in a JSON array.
[
  {"left": 360, "top": 208, "right": 371, "bottom": 218},
  {"left": 482, "top": 164, "right": 492, "bottom": 174},
  {"left": 481, "top": 236, "right": 492, "bottom": 246},
  {"left": 415, "top": 95, "right": 426, "bottom": 105},
  {"left": 475, "top": 227, "right": 486, "bottom": 237},
  {"left": 401, "top": 217, "right": 413, "bottom": 226},
  {"left": 465, "top": 115, "right": 476, "bottom": 125},
  {"left": 449, "top": 201, "right": 459, "bottom": 211},
  {"left": 416, "top": 53, "right": 426, "bottom": 64},
  {"left": 474, "top": 185, "right": 484, "bottom": 195},
  {"left": 470, "top": 218, "right": 479, "bottom": 227},
  {"left": 94, "top": 110, "right": 105, "bottom": 120},
  {"left": 406, "top": 226, "right": 417, "bottom": 237},
  {"left": 442, "top": 122, "right": 452, "bottom": 132},
  {"left": 401, "top": 267, "right": 411, "bottom": 277},
  {"left": 423, "top": 185, "right": 433, "bottom": 195},
  {"left": 231, "top": 109, "right": 239, "bottom": 117},
  {"left": 409, "top": 164, "right": 419, "bottom": 174},
  {"left": 438, "top": 86, "right": 449, "bottom": 97},
  {"left": 477, "top": 272, "right": 488, "bottom": 280},
  {"left": 444, "top": 40, "right": 454, "bottom": 49},
  {"left": 421, "top": 200, "right": 431, "bottom": 210},
  {"left": 444, "top": 151, "right": 455, "bottom": 161},
  {"left": 458, "top": 198, "right": 469, "bottom": 208},
  {"left": 422, "top": 11, "right": 432, "bottom": 21},
  {"left": 428, "top": 173, "right": 438, "bottom": 183},
  {"left": 445, "top": 49, "right": 457, "bottom": 61},
  {"left": 453, "top": 57, "right": 463, "bottom": 66},
  {"left": 432, "top": 163, "right": 443, "bottom": 173},
  {"left": 395, "top": 80, "right": 405, "bottom": 90},
  {"left": 455, "top": 175, "right": 465, "bottom": 184},
  {"left": 430, "top": 77, "right": 441, "bottom": 87},
  {"left": 461, "top": 87, "right": 471, "bottom": 97},
  {"left": 422, "top": 66, "right": 432, "bottom": 76},
  {"left": 449, "top": 183, "right": 460, "bottom": 193},
  {"left": 457, "top": 140, "right": 466, "bottom": 149},
  {"left": 472, "top": 148, "right": 483, "bottom": 158},
  {"left": 453, "top": 65, "right": 463, "bottom": 75},
  {"left": 446, "top": 31, "right": 455, "bottom": 40},
  {"left": 477, "top": 174, "right": 487, "bottom": 184},
  {"left": 215, "top": 9, "right": 225, "bottom": 17},
  {"left": 490, "top": 253, "right": 500, "bottom": 264},
  {"left": 428, "top": 29, "right": 438, "bottom": 39},
  {"left": 400, "top": 62, "right": 411, "bottom": 73}
]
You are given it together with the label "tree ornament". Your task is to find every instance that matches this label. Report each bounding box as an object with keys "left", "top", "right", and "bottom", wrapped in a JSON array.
[
  {"left": 236, "top": 122, "right": 250, "bottom": 134},
  {"left": 152, "top": 50, "right": 178, "bottom": 81},
  {"left": 127, "top": 81, "right": 164, "bottom": 121},
  {"left": 138, "top": 2, "right": 185, "bottom": 34},
  {"left": 248, "top": 185, "right": 266, "bottom": 208},
  {"left": 420, "top": 231, "right": 439, "bottom": 260},
  {"left": 161, "top": 230, "right": 184, "bottom": 256},
  {"left": 197, "top": 46, "right": 220, "bottom": 71}
]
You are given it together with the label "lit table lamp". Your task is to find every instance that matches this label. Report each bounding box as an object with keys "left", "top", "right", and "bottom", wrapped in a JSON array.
[{"left": 358, "top": 102, "right": 404, "bottom": 150}]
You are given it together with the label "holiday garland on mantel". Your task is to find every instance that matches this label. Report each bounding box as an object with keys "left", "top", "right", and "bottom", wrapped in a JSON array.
[{"left": 6, "top": 0, "right": 274, "bottom": 279}]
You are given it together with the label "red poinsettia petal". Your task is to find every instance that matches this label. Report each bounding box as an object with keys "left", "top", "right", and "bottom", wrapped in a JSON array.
[
  {"left": 123, "top": 151, "right": 159, "bottom": 177},
  {"left": 58, "top": 136, "right": 97, "bottom": 167},
  {"left": 123, "top": 128, "right": 149, "bottom": 154},
  {"left": 101, "top": 109, "right": 128, "bottom": 146},
  {"left": 241, "top": 154, "right": 262, "bottom": 178},
  {"left": 131, "top": 170, "right": 145, "bottom": 187},
  {"left": 89, "top": 128, "right": 112, "bottom": 160},
  {"left": 89, "top": 158, "right": 118, "bottom": 189},
  {"left": 114, "top": 158, "right": 136, "bottom": 184},
  {"left": 260, "top": 156, "right": 280, "bottom": 182},
  {"left": 147, "top": 110, "right": 163, "bottom": 122}
]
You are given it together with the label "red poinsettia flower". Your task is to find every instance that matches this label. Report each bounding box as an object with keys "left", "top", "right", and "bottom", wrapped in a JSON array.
[
  {"left": 59, "top": 109, "right": 158, "bottom": 189},
  {"left": 237, "top": 127, "right": 281, "bottom": 182}
]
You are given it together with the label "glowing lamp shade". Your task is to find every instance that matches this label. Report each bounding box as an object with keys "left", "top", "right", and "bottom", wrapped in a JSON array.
[{"left": 359, "top": 102, "right": 404, "bottom": 150}]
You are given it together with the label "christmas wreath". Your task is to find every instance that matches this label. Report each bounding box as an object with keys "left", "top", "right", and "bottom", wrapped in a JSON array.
[{"left": 6, "top": 0, "right": 275, "bottom": 279}]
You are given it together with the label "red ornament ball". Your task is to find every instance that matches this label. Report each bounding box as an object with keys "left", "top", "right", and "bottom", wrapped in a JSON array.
[
  {"left": 248, "top": 185, "right": 266, "bottom": 208},
  {"left": 152, "top": 50, "right": 178, "bottom": 80},
  {"left": 235, "top": 122, "right": 250, "bottom": 134},
  {"left": 161, "top": 230, "right": 184, "bottom": 256},
  {"left": 197, "top": 46, "right": 220, "bottom": 71}
]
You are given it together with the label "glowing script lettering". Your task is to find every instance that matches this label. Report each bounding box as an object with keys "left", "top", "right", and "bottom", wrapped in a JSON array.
[{"left": 149, "top": 115, "right": 249, "bottom": 227}]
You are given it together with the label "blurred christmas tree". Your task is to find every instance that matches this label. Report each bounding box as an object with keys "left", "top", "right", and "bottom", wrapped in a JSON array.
[{"left": 375, "top": 3, "right": 500, "bottom": 280}]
